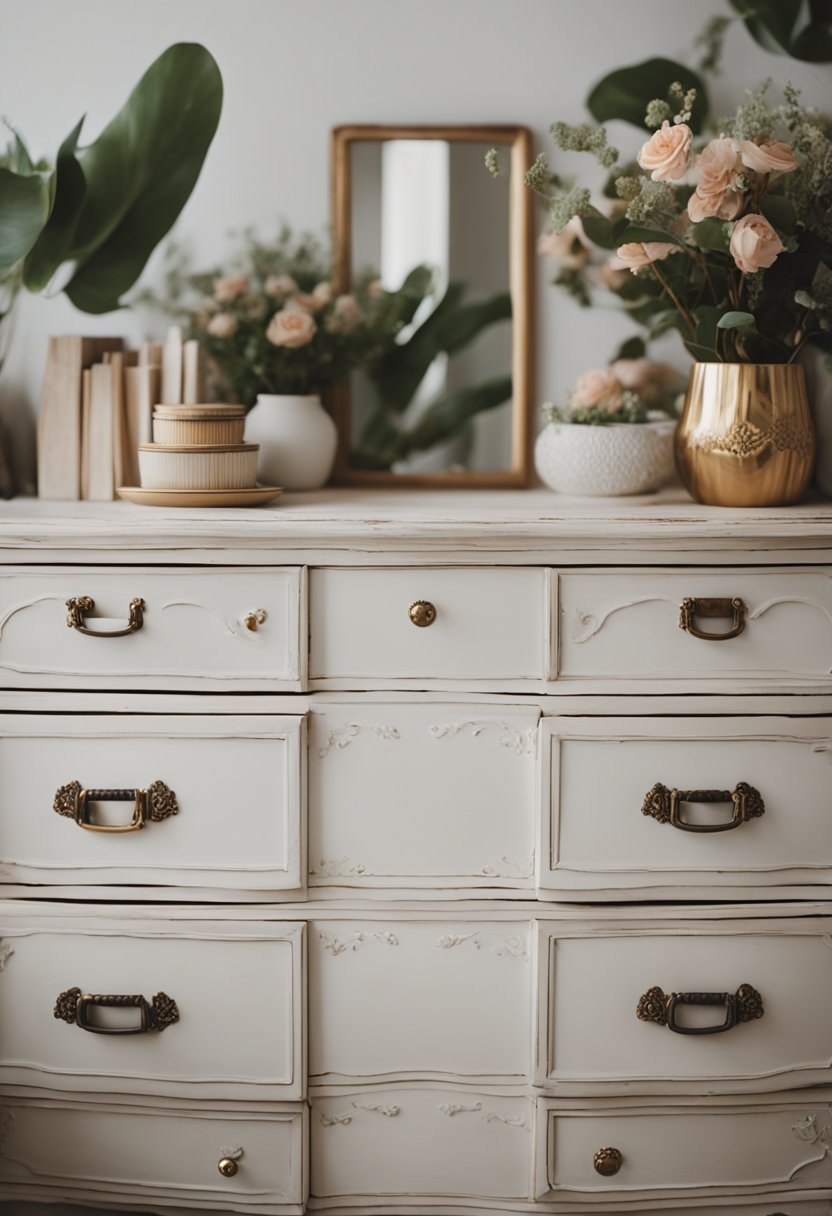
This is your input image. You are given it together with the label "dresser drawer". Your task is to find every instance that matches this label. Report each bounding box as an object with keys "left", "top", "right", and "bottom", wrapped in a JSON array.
[
  {"left": 0, "top": 713, "right": 304, "bottom": 892},
  {"left": 539, "top": 716, "right": 832, "bottom": 898},
  {"left": 535, "top": 919, "right": 832, "bottom": 1095},
  {"left": 558, "top": 567, "right": 832, "bottom": 686},
  {"left": 0, "top": 565, "right": 304, "bottom": 690},
  {"left": 0, "top": 912, "right": 304, "bottom": 1099},
  {"left": 309, "top": 567, "right": 549, "bottom": 686},
  {"left": 0, "top": 1097, "right": 307, "bottom": 1213},
  {"left": 534, "top": 1095, "right": 832, "bottom": 1202},
  {"left": 311, "top": 1086, "right": 532, "bottom": 1201},
  {"left": 309, "top": 703, "right": 537, "bottom": 890},
  {"left": 309, "top": 919, "right": 531, "bottom": 1083}
]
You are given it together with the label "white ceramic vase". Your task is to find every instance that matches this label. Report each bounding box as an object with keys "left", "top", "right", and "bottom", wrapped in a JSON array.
[
  {"left": 245, "top": 394, "right": 338, "bottom": 491},
  {"left": 535, "top": 418, "right": 677, "bottom": 496}
]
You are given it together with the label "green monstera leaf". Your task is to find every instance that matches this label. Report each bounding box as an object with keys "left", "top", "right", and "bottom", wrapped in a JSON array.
[
  {"left": 0, "top": 163, "right": 51, "bottom": 275},
  {"left": 63, "top": 42, "right": 223, "bottom": 313}
]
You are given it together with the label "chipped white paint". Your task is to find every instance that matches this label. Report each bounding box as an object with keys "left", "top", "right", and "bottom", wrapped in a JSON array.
[
  {"left": 480, "top": 857, "right": 534, "bottom": 879},
  {"left": 309, "top": 857, "right": 367, "bottom": 878},
  {"left": 0, "top": 940, "right": 13, "bottom": 971}
]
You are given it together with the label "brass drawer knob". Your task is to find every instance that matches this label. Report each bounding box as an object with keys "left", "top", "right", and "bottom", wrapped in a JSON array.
[
  {"left": 218, "top": 1157, "right": 239, "bottom": 1177},
  {"left": 244, "top": 609, "right": 267, "bottom": 631},
  {"left": 594, "top": 1147, "right": 623, "bottom": 1176},
  {"left": 409, "top": 600, "right": 437, "bottom": 628}
]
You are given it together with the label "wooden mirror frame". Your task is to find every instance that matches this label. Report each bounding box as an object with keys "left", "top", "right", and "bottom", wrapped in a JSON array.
[{"left": 330, "top": 124, "right": 534, "bottom": 488}]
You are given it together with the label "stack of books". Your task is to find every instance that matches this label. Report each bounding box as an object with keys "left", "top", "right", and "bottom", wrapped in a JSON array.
[{"left": 37, "top": 328, "right": 204, "bottom": 500}]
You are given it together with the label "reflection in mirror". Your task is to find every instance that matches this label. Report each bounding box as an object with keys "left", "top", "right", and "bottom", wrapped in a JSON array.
[{"left": 331, "top": 126, "right": 533, "bottom": 486}]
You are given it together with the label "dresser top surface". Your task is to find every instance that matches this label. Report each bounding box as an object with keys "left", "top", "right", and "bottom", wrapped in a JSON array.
[{"left": 1, "top": 487, "right": 831, "bottom": 551}]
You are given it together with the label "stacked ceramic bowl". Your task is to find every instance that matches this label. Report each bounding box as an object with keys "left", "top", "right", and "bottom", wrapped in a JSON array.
[{"left": 138, "top": 404, "right": 259, "bottom": 491}]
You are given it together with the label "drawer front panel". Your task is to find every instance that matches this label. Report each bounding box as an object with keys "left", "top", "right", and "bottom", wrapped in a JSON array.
[
  {"left": 0, "top": 915, "right": 304, "bottom": 1099},
  {"left": 540, "top": 716, "right": 832, "bottom": 895},
  {"left": 0, "top": 1098, "right": 306, "bottom": 1209},
  {"left": 309, "top": 919, "right": 531, "bottom": 1083},
  {"left": 536, "top": 1099, "right": 832, "bottom": 1199},
  {"left": 309, "top": 704, "right": 538, "bottom": 889},
  {"left": 309, "top": 567, "right": 549, "bottom": 684},
  {"left": 0, "top": 714, "right": 304, "bottom": 890},
  {"left": 558, "top": 568, "right": 832, "bottom": 684},
  {"left": 536, "top": 924, "right": 832, "bottom": 1094},
  {"left": 0, "top": 566, "right": 303, "bottom": 690},
  {"left": 311, "top": 1087, "right": 532, "bottom": 1200}
]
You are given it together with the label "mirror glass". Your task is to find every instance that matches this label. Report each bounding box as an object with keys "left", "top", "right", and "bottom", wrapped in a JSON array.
[{"left": 332, "top": 126, "right": 532, "bottom": 486}]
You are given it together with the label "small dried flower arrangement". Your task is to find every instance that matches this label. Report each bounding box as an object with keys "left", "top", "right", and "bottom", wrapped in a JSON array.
[{"left": 544, "top": 359, "right": 684, "bottom": 425}]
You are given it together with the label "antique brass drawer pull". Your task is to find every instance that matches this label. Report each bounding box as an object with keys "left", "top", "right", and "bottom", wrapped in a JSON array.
[
  {"left": 408, "top": 600, "right": 437, "bottom": 628},
  {"left": 53, "top": 780, "right": 178, "bottom": 832},
  {"left": 637, "top": 982, "right": 764, "bottom": 1035},
  {"left": 679, "top": 596, "right": 746, "bottom": 640},
  {"left": 593, "top": 1147, "right": 623, "bottom": 1177},
  {"left": 218, "top": 1157, "right": 239, "bottom": 1177},
  {"left": 53, "top": 988, "right": 179, "bottom": 1034},
  {"left": 66, "top": 595, "right": 145, "bottom": 637},
  {"left": 642, "top": 782, "right": 765, "bottom": 833}
]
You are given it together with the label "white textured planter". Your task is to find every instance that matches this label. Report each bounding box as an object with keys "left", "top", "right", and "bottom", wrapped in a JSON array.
[
  {"left": 244, "top": 394, "right": 337, "bottom": 491},
  {"left": 535, "top": 419, "right": 676, "bottom": 497}
]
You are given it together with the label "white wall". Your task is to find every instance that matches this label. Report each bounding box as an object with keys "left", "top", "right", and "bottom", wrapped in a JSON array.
[{"left": 1, "top": 0, "right": 828, "bottom": 490}]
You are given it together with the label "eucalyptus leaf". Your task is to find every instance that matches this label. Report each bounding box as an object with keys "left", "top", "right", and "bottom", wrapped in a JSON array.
[
  {"left": 0, "top": 165, "right": 51, "bottom": 274},
  {"left": 405, "top": 376, "right": 512, "bottom": 455},
  {"left": 689, "top": 217, "right": 730, "bottom": 252},
  {"left": 586, "top": 57, "right": 709, "bottom": 134},
  {"left": 65, "top": 43, "right": 223, "bottom": 313},
  {"left": 580, "top": 209, "right": 616, "bottom": 249},
  {"left": 717, "top": 310, "right": 757, "bottom": 330},
  {"left": 23, "top": 117, "right": 86, "bottom": 292}
]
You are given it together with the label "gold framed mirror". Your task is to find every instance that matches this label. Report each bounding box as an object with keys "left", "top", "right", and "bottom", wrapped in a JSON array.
[{"left": 330, "top": 124, "right": 533, "bottom": 487}]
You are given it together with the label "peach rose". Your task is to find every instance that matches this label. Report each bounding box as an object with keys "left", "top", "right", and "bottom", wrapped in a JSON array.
[
  {"left": 264, "top": 274, "right": 298, "bottom": 299},
  {"left": 266, "top": 307, "right": 317, "bottom": 348},
  {"left": 571, "top": 367, "right": 623, "bottom": 410},
  {"left": 615, "top": 241, "right": 679, "bottom": 273},
  {"left": 739, "top": 140, "right": 798, "bottom": 175},
  {"left": 206, "top": 312, "right": 238, "bottom": 339},
  {"left": 599, "top": 256, "right": 630, "bottom": 291},
  {"left": 729, "top": 213, "right": 786, "bottom": 274},
  {"left": 611, "top": 358, "right": 681, "bottom": 403},
  {"left": 213, "top": 274, "right": 249, "bottom": 303},
  {"left": 688, "top": 138, "right": 744, "bottom": 222},
  {"left": 293, "top": 291, "right": 320, "bottom": 312},
  {"left": 329, "top": 293, "right": 362, "bottom": 332},
  {"left": 537, "top": 217, "right": 589, "bottom": 268},
  {"left": 312, "top": 281, "right": 333, "bottom": 307},
  {"left": 637, "top": 120, "right": 692, "bottom": 182}
]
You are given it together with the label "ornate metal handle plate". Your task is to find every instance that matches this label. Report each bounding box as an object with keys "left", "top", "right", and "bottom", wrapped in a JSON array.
[
  {"left": 66, "top": 596, "right": 145, "bottom": 637},
  {"left": 54, "top": 988, "right": 179, "bottom": 1034},
  {"left": 637, "top": 983, "right": 764, "bottom": 1035},
  {"left": 642, "top": 781, "right": 765, "bottom": 832},
  {"left": 408, "top": 600, "right": 437, "bottom": 627},
  {"left": 53, "top": 780, "right": 178, "bottom": 832},
  {"left": 679, "top": 596, "right": 746, "bottom": 640}
]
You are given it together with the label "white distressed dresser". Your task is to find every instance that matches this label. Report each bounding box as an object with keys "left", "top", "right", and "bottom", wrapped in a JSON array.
[{"left": 1, "top": 488, "right": 832, "bottom": 1216}]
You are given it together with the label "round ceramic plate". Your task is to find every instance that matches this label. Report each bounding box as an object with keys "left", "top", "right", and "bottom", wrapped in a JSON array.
[{"left": 116, "top": 485, "right": 283, "bottom": 508}]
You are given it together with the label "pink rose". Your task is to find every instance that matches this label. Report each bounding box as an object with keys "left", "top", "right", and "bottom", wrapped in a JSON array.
[
  {"left": 599, "top": 256, "right": 630, "bottom": 291},
  {"left": 206, "top": 312, "right": 238, "bottom": 339},
  {"left": 729, "top": 213, "right": 786, "bottom": 274},
  {"left": 213, "top": 275, "right": 249, "bottom": 303},
  {"left": 264, "top": 274, "right": 298, "bottom": 299},
  {"left": 312, "top": 281, "right": 333, "bottom": 307},
  {"left": 611, "top": 358, "right": 682, "bottom": 403},
  {"left": 637, "top": 120, "right": 692, "bottom": 182},
  {"left": 571, "top": 367, "right": 623, "bottom": 410},
  {"left": 615, "top": 241, "right": 679, "bottom": 273},
  {"left": 739, "top": 140, "right": 798, "bottom": 175},
  {"left": 688, "top": 138, "right": 744, "bottom": 222},
  {"left": 538, "top": 217, "right": 590, "bottom": 268},
  {"left": 328, "top": 293, "right": 362, "bottom": 332},
  {"left": 266, "top": 307, "right": 317, "bottom": 348}
]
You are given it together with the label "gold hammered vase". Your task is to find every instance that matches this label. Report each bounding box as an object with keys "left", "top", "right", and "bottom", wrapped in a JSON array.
[{"left": 674, "top": 362, "right": 815, "bottom": 507}]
